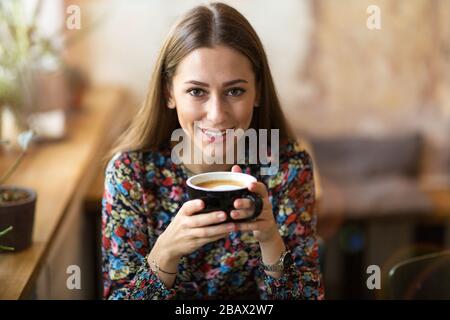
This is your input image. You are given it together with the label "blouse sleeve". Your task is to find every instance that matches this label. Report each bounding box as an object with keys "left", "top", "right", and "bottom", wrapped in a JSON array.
[
  {"left": 256, "top": 147, "right": 324, "bottom": 300},
  {"left": 101, "top": 152, "right": 177, "bottom": 300}
]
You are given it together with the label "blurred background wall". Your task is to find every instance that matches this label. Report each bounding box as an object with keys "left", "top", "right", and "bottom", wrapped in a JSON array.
[
  {"left": 300, "top": 0, "right": 450, "bottom": 132},
  {"left": 63, "top": 0, "right": 450, "bottom": 176},
  {"left": 63, "top": 2, "right": 450, "bottom": 122},
  {"left": 64, "top": 0, "right": 313, "bottom": 110}
]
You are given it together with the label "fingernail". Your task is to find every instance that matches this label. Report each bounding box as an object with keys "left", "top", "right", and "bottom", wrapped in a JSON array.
[
  {"left": 227, "top": 223, "right": 235, "bottom": 231},
  {"left": 217, "top": 212, "right": 226, "bottom": 220}
]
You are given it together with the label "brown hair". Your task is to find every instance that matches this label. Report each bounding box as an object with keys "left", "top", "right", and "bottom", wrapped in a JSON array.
[{"left": 107, "top": 2, "right": 294, "bottom": 161}]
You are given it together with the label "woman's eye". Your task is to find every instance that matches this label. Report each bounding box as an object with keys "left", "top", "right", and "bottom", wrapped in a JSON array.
[
  {"left": 226, "top": 88, "right": 246, "bottom": 97},
  {"left": 187, "top": 88, "right": 206, "bottom": 97}
]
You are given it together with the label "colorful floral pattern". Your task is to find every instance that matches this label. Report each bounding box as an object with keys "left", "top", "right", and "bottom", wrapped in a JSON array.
[{"left": 102, "top": 138, "right": 324, "bottom": 300}]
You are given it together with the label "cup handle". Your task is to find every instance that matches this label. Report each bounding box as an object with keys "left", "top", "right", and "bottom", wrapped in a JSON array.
[{"left": 242, "top": 193, "right": 263, "bottom": 220}]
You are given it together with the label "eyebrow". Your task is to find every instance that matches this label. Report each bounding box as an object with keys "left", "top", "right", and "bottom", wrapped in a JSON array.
[{"left": 184, "top": 79, "right": 248, "bottom": 87}]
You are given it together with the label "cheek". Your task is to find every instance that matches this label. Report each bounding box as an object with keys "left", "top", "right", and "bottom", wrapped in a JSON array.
[
  {"left": 178, "top": 108, "right": 200, "bottom": 124},
  {"left": 175, "top": 99, "right": 203, "bottom": 127},
  {"left": 232, "top": 101, "right": 254, "bottom": 128}
]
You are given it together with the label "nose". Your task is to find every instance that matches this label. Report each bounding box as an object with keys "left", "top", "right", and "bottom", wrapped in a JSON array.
[{"left": 206, "top": 94, "right": 228, "bottom": 125}]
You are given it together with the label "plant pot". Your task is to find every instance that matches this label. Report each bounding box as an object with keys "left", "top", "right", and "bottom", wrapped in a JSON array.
[{"left": 0, "top": 186, "right": 36, "bottom": 252}]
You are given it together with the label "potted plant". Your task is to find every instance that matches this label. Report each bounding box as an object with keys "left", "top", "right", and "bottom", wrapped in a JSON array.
[
  {"left": 0, "top": 0, "right": 89, "bottom": 144},
  {"left": 0, "top": 130, "right": 36, "bottom": 252},
  {"left": 0, "top": 1, "right": 44, "bottom": 137}
]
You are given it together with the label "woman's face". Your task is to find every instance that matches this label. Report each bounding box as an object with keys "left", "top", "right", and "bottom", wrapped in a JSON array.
[{"left": 168, "top": 45, "right": 259, "bottom": 163}]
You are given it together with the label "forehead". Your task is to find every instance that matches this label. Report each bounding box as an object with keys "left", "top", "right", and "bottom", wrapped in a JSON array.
[{"left": 173, "top": 45, "right": 255, "bottom": 83}]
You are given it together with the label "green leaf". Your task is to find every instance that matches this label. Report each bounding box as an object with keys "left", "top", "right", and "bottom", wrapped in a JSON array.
[
  {"left": 0, "top": 226, "right": 13, "bottom": 237},
  {"left": 0, "top": 245, "right": 15, "bottom": 251}
]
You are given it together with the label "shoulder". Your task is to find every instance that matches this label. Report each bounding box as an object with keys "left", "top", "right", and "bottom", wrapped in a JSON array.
[
  {"left": 104, "top": 151, "right": 146, "bottom": 197},
  {"left": 106, "top": 143, "right": 172, "bottom": 174},
  {"left": 264, "top": 138, "right": 314, "bottom": 192},
  {"left": 278, "top": 137, "right": 313, "bottom": 169},
  {"left": 106, "top": 151, "right": 143, "bottom": 179},
  {"left": 105, "top": 144, "right": 173, "bottom": 188},
  {"left": 277, "top": 137, "right": 314, "bottom": 177}
]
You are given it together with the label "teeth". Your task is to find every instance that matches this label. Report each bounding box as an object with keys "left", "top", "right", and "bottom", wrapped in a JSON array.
[
  {"left": 209, "top": 131, "right": 223, "bottom": 136},
  {"left": 204, "top": 129, "right": 226, "bottom": 136}
]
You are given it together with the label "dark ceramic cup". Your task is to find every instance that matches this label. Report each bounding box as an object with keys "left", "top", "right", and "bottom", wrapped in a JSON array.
[{"left": 186, "top": 171, "right": 263, "bottom": 224}]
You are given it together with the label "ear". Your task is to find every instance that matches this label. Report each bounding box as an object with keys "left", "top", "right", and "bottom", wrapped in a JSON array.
[
  {"left": 164, "top": 82, "right": 176, "bottom": 109},
  {"left": 167, "top": 97, "right": 176, "bottom": 109}
]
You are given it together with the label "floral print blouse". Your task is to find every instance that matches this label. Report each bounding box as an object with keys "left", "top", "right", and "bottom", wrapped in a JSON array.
[{"left": 102, "top": 138, "right": 324, "bottom": 300}]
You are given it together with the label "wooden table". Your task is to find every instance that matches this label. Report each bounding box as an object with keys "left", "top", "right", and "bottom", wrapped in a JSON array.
[{"left": 0, "top": 87, "right": 132, "bottom": 299}]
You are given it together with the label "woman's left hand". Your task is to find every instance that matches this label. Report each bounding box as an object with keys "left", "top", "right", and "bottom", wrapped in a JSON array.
[{"left": 230, "top": 165, "right": 280, "bottom": 243}]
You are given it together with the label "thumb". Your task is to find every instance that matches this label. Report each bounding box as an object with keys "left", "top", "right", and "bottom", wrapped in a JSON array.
[{"left": 231, "top": 165, "right": 242, "bottom": 173}]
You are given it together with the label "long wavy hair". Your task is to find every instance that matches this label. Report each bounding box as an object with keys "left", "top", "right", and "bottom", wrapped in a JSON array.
[{"left": 107, "top": 2, "right": 294, "bottom": 161}]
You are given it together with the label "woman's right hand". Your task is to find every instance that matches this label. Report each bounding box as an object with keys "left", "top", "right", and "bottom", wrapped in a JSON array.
[{"left": 152, "top": 199, "right": 235, "bottom": 265}]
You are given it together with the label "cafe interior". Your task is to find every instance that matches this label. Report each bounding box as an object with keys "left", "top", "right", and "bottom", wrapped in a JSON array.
[{"left": 1, "top": 0, "right": 450, "bottom": 300}]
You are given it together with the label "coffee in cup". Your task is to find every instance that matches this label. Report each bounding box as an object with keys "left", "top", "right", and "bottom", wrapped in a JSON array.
[
  {"left": 195, "top": 179, "right": 246, "bottom": 190},
  {"left": 186, "top": 171, "right": 263, "bottom": 223}
]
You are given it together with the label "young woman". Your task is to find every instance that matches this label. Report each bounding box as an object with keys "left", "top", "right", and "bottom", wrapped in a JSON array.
[{"left": 102, "top": 2, "right": 324, "bottom": 300}]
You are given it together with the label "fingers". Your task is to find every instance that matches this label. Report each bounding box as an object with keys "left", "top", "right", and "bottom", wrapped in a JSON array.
[
  {"left": 234, "top": 198, "right": 253, "bottom": 209},
  {"left": 231, "top": 198, "right": 254, "bottom": 220},
  {"left": 187, "top": 210, "right": 228, "bottom": 228},
  {"left": 190, "top": 222, "right": 236, "bottom": 238},
  {"left": 248, "top": 181, "right": 269, "bottom": 199},
  {"left": 180, "top": 199, "right": 204, "bottom": 216},
  {"left": 247, "top": 181, "right": 271, "bottom": 209},
  {"left": 230, "top": 209, "right": 254, "bottom": 220},
  {"left": 231, "top": 165, "right": 242, "bottom": 173}
]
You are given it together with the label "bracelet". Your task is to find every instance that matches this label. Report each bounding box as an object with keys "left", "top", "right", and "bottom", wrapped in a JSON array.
[
  {"left": 148, "top": 255, "right": 177, "bottom": 276},
  {"left": 260, "top": 247, "right": 292, "bottom": 272}
]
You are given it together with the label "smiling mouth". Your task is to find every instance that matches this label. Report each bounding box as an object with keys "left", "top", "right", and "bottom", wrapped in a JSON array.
[
  {"left": 201, "top": 127, "right": 234, "bottom": 136},
  {"left": 200, "top": 127, "right": 235, "bottom": 142}
]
